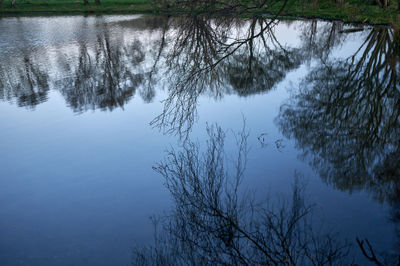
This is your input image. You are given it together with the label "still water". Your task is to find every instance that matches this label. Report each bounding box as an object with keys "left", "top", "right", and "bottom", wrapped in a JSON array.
[{"left": 0, "top": 14, "right": 398, "bottom": 265}]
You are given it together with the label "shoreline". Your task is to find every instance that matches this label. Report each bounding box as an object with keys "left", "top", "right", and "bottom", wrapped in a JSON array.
[{"left": 0, "top": 2, "right": 398, "bottom": 26}]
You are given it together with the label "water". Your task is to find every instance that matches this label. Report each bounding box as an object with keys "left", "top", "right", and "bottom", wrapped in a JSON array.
[{"left": 0, "top": 15, "right": 398, "bottom": 265}]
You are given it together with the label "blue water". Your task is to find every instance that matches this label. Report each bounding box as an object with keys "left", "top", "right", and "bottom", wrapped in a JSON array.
[{"left": 0, "top": 15, "right": 398, "bottom": 265}]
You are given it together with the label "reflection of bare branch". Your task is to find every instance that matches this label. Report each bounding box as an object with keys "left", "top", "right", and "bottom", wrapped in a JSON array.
[
  {"left": 144, "top": 18, "right": 169, "bottom": 103},
  {"left": 1, "top": 16, "right": 166, "bottom": 112},
  {"left": 279, "top": 27, "right": 400, "bottom": 260},
  {"left": 278, "top": 26, "right": 400, "bottom": 201},
  {"left": 299, "top": 21, "right": 345, "bottom": 61},
  {"left": 278, "top": 29, "right": 400, "bottom": 260},
  {"left": 133, "top": 123, "right": 351, "bottom": 265},
  {"left": 356, "top": 238, "right": 385, "bottom": 266},
  {"left": 58, "top": 24, "right": 148, "bottom": 112},
  {"left": 151, "top": 16, "right": 302, "bottom": 139}
]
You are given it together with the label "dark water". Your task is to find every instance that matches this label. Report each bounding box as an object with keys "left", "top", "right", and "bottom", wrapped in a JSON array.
[{"left": 0, "top": 15, "right": 398, "bottom": 265}]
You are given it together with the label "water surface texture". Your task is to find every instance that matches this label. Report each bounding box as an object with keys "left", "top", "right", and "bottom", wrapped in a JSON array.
[{"left": 0, "top": 15, "right": 399, "bottom": 265}]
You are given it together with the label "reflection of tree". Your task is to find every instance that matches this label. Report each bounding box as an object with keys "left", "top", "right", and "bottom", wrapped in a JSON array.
[
  {"left": 0, "top": 18, "right": 51, "bottom": 108},
  {"left": 0, "top": 16, "right": 164, "bottom": 113},
  {"left": 151, "top": 16, "right": 302, "bottom": 138},
  {"left": 58, "top": 25, "right": 147, "bottom": 112},
  {"left": 278, "top": 25, "right": 400, "bottom": 260},
  {"left": 278, "top": 27, "right": 400, "bottom": 199},
  {"left": 133, "top": 124, "right": 351, "bottom": 265},
  {"left": 298, "top": 21, "right": 345, "bottom": 61},
  {"left": 278, "top": 27, "right": 400, "bottom": 260},
  {"left": 0, "top": 56, "right": 50, "bottom": 108},
  {"left": 224, "top": 47, "right": 300, "bottom": 96},
  {"left": 0, "top": 16, "right": 301, "bottom": 120}
]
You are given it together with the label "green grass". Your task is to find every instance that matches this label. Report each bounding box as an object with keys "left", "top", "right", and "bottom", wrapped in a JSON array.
[
  {"left": 274, "top": 0, "right": 398, "bottom": 24},
  {"left": 0, "top": 0, "right": 156, "bottom": 15},
  {"left": 0, "top": 0, "right": 398, "bottom": 25}
]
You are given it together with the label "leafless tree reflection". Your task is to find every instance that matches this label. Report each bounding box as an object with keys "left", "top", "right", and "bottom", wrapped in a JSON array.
[
  {"left": 56, "top": 20, "right": 150, "bottom": 112},
  {"left": 277, "top": 26, "right": 400, "bottom": 261},
  {"left": 133, "top": 124, "right": 352, "bottom": 265},
  {"left": 278, "top": 26, "right": 400, "bottom": 197},
  {"left": 298, "top": 20, "right": 346, "bottom": 61},
  {"left": 0, "top": 55, "right": 50, "bottom": 109},
  {"left": 0, "top": 16, "right": 166, "bottom": 112},
  {"left": 151, "top": 16, "right": 302, "bottom": 139}
]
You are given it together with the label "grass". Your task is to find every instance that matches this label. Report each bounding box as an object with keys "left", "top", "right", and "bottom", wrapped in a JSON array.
[
  {"left": 0, "top": 0, "right": 398, "bottom": 25},
  {"left": 270, "top": 0, "right": 398, "bottom": 24},
  {"left": 0, "top": 0, "right": 156, "bottom": 15}
]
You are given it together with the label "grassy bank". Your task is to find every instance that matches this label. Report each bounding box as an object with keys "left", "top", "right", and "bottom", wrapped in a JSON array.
[
  {"left": 0, "top": 0, "right": 155, "bottom": 14},
  {"left": 0, "top": 0, "right": 398, "bottom": 25},
  {"left": 277, "top": 0, "right": 398, "bottom": 24}
]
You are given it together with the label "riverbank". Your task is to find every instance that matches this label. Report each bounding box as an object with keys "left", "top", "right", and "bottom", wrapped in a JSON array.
[{"left": 0, "top": 0, "right": 398, "bottom": 25}]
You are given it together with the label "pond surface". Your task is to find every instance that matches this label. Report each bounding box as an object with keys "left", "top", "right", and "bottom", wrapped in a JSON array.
[{"left": 0, "top": 14, "right": 399, "bottom": 265}]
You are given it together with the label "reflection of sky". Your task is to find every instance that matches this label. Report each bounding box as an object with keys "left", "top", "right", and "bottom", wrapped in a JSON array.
[
  {"left": 0, "top": 89, "right": 173, "bottom": 265},
  {"left": 0, "top": 15, "right": 394, "bottom": 265}
]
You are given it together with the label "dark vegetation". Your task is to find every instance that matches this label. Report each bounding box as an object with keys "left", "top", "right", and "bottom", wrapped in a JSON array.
[{"left": 0, "top": 0, "right": 399, "bottom": 25}]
